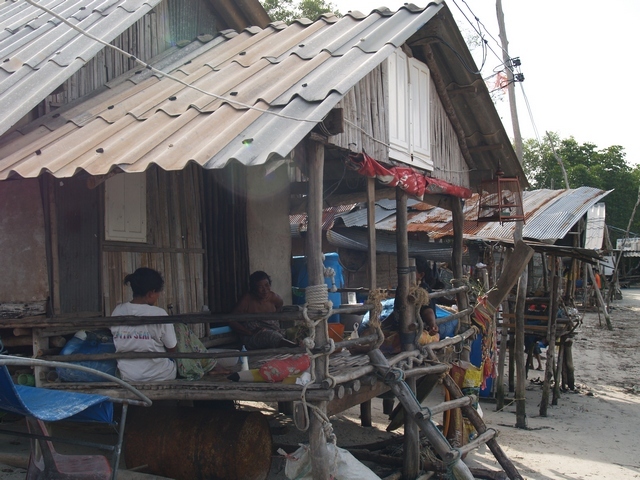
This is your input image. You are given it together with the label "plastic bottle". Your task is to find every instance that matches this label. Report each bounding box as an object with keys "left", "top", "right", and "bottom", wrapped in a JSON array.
[{"left": 240, "top": 345, "right": 249, "bottom": 371}]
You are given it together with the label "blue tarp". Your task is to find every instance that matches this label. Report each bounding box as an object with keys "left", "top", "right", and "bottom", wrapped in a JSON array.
[
  {"left": 359, "top": 298, "right": 459, "bottom": 338},
  {"left": 0, "top": 365, "right": 113, "bottom": 423}
]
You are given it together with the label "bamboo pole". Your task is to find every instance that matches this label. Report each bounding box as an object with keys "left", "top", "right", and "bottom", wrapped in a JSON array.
[
  {"left": 359, "top": 176, "right": 378, "bottom": 427},
  {"left": 305, "top": 139, "right": 330, "bottom": 480},
  {"left": 540, "top": 267, "right": 559, "bottom": 416}
]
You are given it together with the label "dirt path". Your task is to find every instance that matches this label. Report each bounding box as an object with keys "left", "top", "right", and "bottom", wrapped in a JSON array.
[{"left": 465, "top": 289, "right": 640, "bottom": 479}]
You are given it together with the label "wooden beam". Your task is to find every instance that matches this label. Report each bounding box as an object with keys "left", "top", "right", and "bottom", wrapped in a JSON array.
[{"left": 486, "top": 241, "right": 535, "bottom": 311}]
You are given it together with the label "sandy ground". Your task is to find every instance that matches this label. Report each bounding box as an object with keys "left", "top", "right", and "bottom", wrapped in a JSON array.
[{"left": 1, "top": 290, "right": 639, "bottom": 479}]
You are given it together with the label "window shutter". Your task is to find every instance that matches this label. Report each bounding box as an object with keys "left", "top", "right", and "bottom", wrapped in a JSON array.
[
  {"left": 388, "top": 49, "right": 411, "bottom": 163},
  {"left": 409, "top": 57, "right": 432, "bottom": 170},
  {"left": 105, "top": 173, "right": 147, "bottom": 242}
]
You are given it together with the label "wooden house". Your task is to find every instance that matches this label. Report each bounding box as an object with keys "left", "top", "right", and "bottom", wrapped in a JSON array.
[{"left": 0, "top": 1, "right": 529, "bottom": 478}]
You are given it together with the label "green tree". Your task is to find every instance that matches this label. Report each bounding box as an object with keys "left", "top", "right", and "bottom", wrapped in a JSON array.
[
  {"left": 261, "top": 0, "right": 341, "bottom": 23},
  {"left": 522, "top": 133, "right": 640, "bottom": 235}
]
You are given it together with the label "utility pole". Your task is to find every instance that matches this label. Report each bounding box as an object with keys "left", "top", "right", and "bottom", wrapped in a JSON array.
[
  {"left": 546, "top": 131, "right": 570, "bottom": 189},
  {"left": 496, "top": 0, "right": 523, "bottom": 161},
  {"left": 496, "top": 0, "right": 527, "bottom": 429}
]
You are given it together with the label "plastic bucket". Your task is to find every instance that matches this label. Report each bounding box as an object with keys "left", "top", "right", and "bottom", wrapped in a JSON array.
[{"left": 328, "top": 323, "right": 345, "bottom": 343}]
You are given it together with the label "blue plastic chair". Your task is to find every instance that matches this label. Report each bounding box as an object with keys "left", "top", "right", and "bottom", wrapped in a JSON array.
[{"left": 0, "top": 355, "right": 152, "bottom": 480}]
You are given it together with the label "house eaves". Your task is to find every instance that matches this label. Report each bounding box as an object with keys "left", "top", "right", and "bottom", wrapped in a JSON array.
[
  {"left": 0, "top": 0, "right": 269, "bottom": 139},
  {"left": 0, "top": 3, "right": 449, "bottom": 179},
  {"left": 406, "top": 4, "right": 527, "bottom": 186}
]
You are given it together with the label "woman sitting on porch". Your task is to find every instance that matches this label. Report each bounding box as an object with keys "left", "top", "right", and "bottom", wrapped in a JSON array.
[
  {"left": 111, "top": 267, "right": 216, "bottom": 381},
  {"left": 230, "top": 271, "right": 297, "bottom": 350}
]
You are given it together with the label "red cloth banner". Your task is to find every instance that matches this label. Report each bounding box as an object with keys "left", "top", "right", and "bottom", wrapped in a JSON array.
[{"left": 348, "top": 151, "right": 471, "bottom": 199}]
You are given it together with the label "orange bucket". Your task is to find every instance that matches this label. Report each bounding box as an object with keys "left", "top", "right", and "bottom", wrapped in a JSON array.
[{"left": 327, "top": 323, "right": 345, "bottom": 346}]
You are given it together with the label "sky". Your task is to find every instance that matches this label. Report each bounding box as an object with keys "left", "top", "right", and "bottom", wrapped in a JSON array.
[{"left": 329, "top": 0, "right": 640, "bottom": 165}]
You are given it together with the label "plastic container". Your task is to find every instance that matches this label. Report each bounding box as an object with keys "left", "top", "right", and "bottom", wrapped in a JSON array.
[
  {"left": 56, "top": 330, "right": 117, "bottom": 382},
  {"left": 240, "top": 345, "right": 249, "bottom": 371},
  {"left": 207, "top": 348, "right": 240, "bottom": 368},
  {"left": 291, "top": 253, "right": 344, "bottom": 323}
]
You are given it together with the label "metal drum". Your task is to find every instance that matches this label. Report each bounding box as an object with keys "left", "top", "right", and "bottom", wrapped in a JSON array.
[{"left": 124, "top": 406, "right": 272, "bottom": 480}]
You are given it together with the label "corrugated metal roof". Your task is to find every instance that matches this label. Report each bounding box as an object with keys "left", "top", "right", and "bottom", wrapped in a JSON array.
[
  {"left": 373, "top": 186, "right": 612, "bottom": 244},
  {"left": 0, "top": 3, "right": 451, "bottom": 179},
  {"left": 289, "top": 203, "right": 356, "bottom": 234},
  {"left": 0, "top": 0, "right": 164, "bottom": 138},
  {"left": 0, "top": 0, "right": 271, "bottom": 139}
]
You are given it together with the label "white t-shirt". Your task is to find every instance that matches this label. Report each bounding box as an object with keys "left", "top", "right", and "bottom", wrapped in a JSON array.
[{"left": 111, "top": 302, "right": 177, "bottom": 382}]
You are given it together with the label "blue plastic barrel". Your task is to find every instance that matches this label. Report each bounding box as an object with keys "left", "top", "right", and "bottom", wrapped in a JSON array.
[{"left": 291, "top": 253, "right": 344, "bottom": 323}]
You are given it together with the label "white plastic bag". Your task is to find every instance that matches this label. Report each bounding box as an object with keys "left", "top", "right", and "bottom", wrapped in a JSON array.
[{"left": 282, "top": 443, "right": 380, "bottom": 480}]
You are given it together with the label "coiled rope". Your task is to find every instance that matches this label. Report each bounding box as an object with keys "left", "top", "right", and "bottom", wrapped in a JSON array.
[
  {"left": 365, "top": 288, "right": 388, "bottom": 350},
  {"left": 298, "top": 283, "right": 337, "bottom": 447}
]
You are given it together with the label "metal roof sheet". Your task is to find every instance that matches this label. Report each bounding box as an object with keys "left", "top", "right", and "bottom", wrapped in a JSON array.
[
  {"left": 584, "top": 202, "right": 606, "bottom": 250},
  {"left": 289, "top": 203, "right": 356, "bottom": 233},
  {"left": 0, "top": 3, "right": 452, "bottom": 179},
  {"left": 373, "top": 186, "right": 612, "bottom": 244},
  {"left": 0, "top": 0, "right": 164, "bottom": 137}
]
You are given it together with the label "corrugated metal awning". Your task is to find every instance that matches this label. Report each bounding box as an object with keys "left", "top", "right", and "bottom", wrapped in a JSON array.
[
  {"left": 0, "top": 3, "right": 447, "bottom": 180},
  {"left": 372, "top": 186, "right": 612, "bottom": 244}
]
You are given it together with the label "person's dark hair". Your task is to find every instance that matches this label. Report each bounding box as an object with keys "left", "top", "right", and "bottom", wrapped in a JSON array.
[
  {"left": 415, "top": 256, "right": 429, "bottom": 275},
  {"left": 249, "top": 271, "right": 271, "bottom": 294},
  {"left": 414, "top": 256, "right": 437, "bottom": 288},
  {"left": 124, "top": 268, "right": 164, "bottom": 297}
]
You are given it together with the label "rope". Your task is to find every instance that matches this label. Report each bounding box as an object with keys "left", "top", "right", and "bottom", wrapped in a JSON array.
[
  {"left": 323, "top": 267, "right": 338, "bottom": 293},
  {"left": 298, "top": 283, "right": 338, "bottom": 451},
  {"left": 365, "top": 289, "right": 388, "bottom": 350},
  {"left": 409, "top": 285, "right": 431, "bottom": 347}
]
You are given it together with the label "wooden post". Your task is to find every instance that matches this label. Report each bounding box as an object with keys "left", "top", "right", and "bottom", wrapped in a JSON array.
[
  {"left": 367, "top": 177, "right": 377, "bottom": 291},
  {"left": 588, "top": 264, "right": 612, "bottom": 330},
  {"left": 540, "top": 266, "right": 559, "bottom": 417},
  {"left": 450, "top": 198, "right": 470, "bottom": 327},
  {"left": 564, "top": 338, "right": 575, "bottom": 390},
  {"left": 360, "top": 176, "right": 378, "bottom": 427},
  {"left": 552, "top": 338, "right": 564, "bottom": 405},
  {"left": 496, "top": 299, "right": 509, "bottom": 410},
  {"left": 496, "top": 248, "right": 511, "bottom": 411},
  {"left": 305, "top": 139, "right": 330, "bottom": 480},
  {"left": 541, "top": 253, "right": 549, "bottom": 293},
  {"left": 514, "top": 268, "right": 528, "bottom": 428},
  {"left": 394, "top": 188, "right": 420, "bottom": 479}
]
